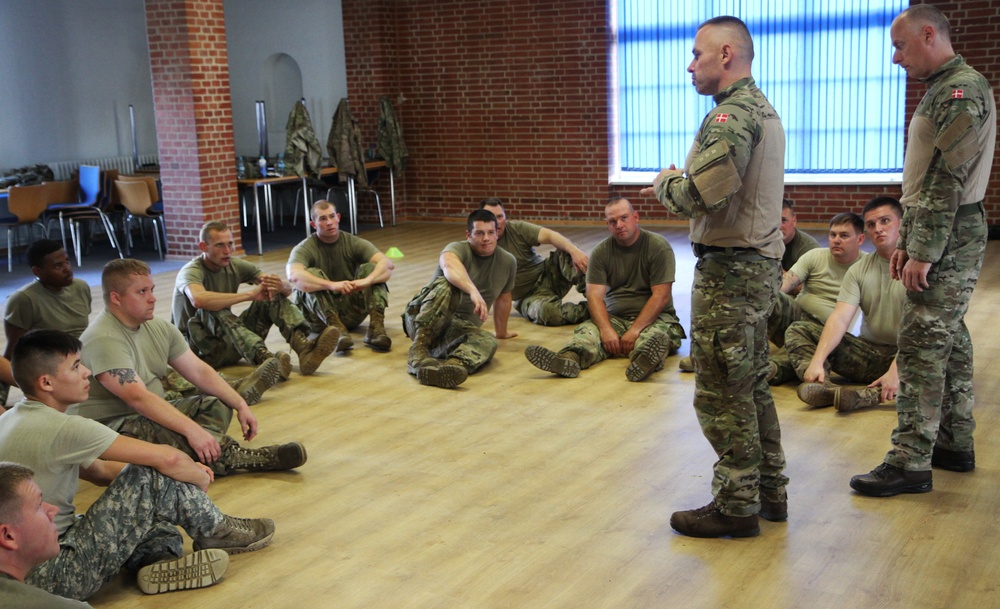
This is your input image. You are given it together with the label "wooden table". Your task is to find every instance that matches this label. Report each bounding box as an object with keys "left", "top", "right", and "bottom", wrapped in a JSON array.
[{"left": 237, "top": 160, "right": 393, "bottom": 255}]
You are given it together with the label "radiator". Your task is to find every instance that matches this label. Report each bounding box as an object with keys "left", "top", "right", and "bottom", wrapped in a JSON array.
[{"left": 48, "top": 154, "right": 159, "bottom": 181}]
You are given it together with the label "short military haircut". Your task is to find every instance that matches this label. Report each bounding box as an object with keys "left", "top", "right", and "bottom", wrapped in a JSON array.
[
  {"left": 829, "top": 212, "right": 864, "bottom": 235},
  {"left": 26, "top": 239, "right": 65, "bottom": 268},
  {"left": 10, "top": 329, "right": 83, "bottom": 397},
  {"left": 699, "top": 15, "right": 755, "bottom": 61},
  {"left": 478, "top": 197, "right": 504, "bottom": 211},
  {"left": 862, "top": 195, "right": 903, "bottom": 219},
  {"left": 0, "top": 462, "right": 35, "bottom": 525},
  {"left": 310, "top": 199, "right": 338, "bottom": 221},
  {"left": 467, "top": 209, "right": 498, "bottom": 233},
  {"left": 606, "top": 197, "right": 634, "bottom": 213},
  {"left": 200, "top": 221, "right": 231, "bottom": 244},
  {"left": 101, "top": 258, "right": 150, "bottom": 305},
  {"left": 899, "top": 4, "right": 951, "bottom": 41},
  {"left": 782, "top": 198, "right": 795, "bottom": 211}
]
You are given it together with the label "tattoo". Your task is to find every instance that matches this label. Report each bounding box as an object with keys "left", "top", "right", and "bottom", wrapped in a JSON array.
[{"left": 108, "top": 368, "right": 139, "bottom": 386}]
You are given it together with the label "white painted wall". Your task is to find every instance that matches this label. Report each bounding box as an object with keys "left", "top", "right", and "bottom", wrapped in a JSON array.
[{"left": 0, "top": 0, "right": 347, "bottom": 170}]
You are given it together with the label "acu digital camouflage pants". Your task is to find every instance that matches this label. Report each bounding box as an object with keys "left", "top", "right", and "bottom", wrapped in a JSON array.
[
  {"left": 26, "top": 465, "right": 224, "bottom": 601},
  {"left": 559, "top": 313, "right": 685, "bottom": 370},
  {"left": 515, "top": 249, "right": 589, "bottom": 326},
  {"left": 690, "top": 253, "right": 787, "bottom": 517},
  {"left": 402, "top": 277, "right": 497, "bottom": 373},
  {"left": 887, "top": 204, "right": 986, "bottom": 469},
  {"left": 297, "top": 262, "right": 389, "bottom": 332},
  {"left": 183, "top": 294, "right": 310, "bottom": 367},
  {"left": 103, "top": 395, "right": 241, "bottom": 477}
]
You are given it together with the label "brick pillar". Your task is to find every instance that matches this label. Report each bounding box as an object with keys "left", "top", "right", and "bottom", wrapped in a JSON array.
[{"left": 145, "top": 0, "right": 241, "bottom": 257}]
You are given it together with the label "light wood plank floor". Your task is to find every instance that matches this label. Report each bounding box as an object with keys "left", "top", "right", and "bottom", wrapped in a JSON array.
[{"left": 49, "top": 222, "right": 1000, "bottom": 608}]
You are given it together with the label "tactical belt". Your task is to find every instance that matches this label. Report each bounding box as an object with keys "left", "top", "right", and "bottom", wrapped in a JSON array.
[
  {"left": 692, "top": 243, "right": 762, "bottom": 259},
  {"left": 955, "top": 201, "right": 984, "bottom": 218}
]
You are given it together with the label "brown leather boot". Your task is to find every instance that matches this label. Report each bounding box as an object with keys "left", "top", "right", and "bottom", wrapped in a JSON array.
[
  {"left": 417, "top": 358, "right": 468, "bottom": 389},
  {"left": 407, "top": 326, "right": 440, "bottom": 375},
  {"left": 324, "top": 312, "right": 354, "bottom": 352},
  {"left": 364, "top": 309, "right": 392, "bottom": 351},
  {"left": 290, "top": 327, "right": 338, "bottom": 375}
]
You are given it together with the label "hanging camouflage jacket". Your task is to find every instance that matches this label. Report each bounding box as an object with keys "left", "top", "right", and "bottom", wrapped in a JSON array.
[
  {"left": 326, "top": 98, "right": 367, "bottom": 187},
  {"left": 377, "top": 96, "right": 409, "bottom": 172},
  {"left": 284, "top": 100, "right": 324, "bottom": 178}
]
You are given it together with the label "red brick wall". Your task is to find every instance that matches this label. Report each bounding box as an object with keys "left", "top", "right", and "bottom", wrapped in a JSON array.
[
  {"left": 342, "top": 0, "right": 999, "bottom": 228},
  {"left": 146, "top": 0, "right": 240, "bottom": 256}
]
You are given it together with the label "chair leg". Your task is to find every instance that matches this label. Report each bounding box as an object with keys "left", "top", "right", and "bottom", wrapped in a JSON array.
[
  {"left": 152, "top": 218, "right": 164, "bottom": 260},
  {"left": 68, "top": 220, "right": 82, "bottom": 267},
  {"left": 372, "top": 191, "right": 383, "bottom": 228}
]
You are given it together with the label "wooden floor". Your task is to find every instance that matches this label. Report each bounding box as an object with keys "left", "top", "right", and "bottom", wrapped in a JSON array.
[{"left": 55, "top": 221, "right": 1000, "bottom": 609}]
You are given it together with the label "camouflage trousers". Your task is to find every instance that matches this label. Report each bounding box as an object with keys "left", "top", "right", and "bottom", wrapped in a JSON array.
[
  {"left": 559, "top": 313, "right": 684, "bottom": 370},
  {"left": 515, "top": 249, "right": 589, "bottom": 326},
  {"left": 183, "top": 294, "right": 309, "bottom": 367},
  {"left": 296, "top": 262, "right": 389, "bottom": 332},
  {"left": 690, "top": 253, "right": 786, "bottom": 517},
  {"left": 887, "top": 204, "right": 986, "bottom": 469},
  {"left": 26, "top": 464, "right": 224, "bottom": 601},
  {"left": 766, "top": 292, "right": 822, "bottom": 384},
  {"left": 402, "top": 276, "right": 497, "bottom": 373},
  {"left": 785, "top": 320, "right": 897, "bottom": 402},
  {"left": 104, "top": 395, "right": 240, "bottom": 476}
]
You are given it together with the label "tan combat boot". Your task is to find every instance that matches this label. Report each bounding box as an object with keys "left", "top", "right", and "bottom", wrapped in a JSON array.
[
  {"left": 290, "top": 327, "right": 338, "bottom": 375},
  {"left": 364, "top": 309, "right": 392, "bottom": 351},
  {"left": 407, "top": 326, "right": 440, "bottom": 375},
  {"left": 417, "top": 358, "right": 468, "bottom": 389},
  {"left": 324, "top": 311, "right": 354, "bottom": 352}
]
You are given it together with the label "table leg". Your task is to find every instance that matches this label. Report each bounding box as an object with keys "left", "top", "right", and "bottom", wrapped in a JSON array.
[{"left": 254, "top": 184, "right": 263, "bottom": 255}]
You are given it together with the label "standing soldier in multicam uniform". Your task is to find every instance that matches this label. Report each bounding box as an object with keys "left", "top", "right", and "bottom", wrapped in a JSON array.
[
  {"left": 287, "top": 200, "right": 395, "bottom": 353},
  {"left": 172, "top": 221, "right": 339, "bottom": 380},
  {"left": 640, "top": 16, "right": 787, "bottom": 538},
  {"left": 478, "top": 198, "right": 590, "bottom": 326},
  {"left": 403, "top": 209, "right": 517, "bottom": 389},
  {"left": 850, "top": 5, "right": 996, "bottom": 496}
]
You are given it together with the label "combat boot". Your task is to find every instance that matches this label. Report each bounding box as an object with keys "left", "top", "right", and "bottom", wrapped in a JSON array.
[
  {"left": 364, "top": 308, "right": 392, "bottom": 351},
  {"left": 192, "top": 515, "right": 276, "bottom": 554},
  {"left": 290, "top": 327, "right": 338, "bottom": 375},
  {"left": 232, "top": 357, "right": 284, "bottom": 405},
  {"left": 417, "top": 358, "right": 468, "bottom": 389},
  {"left": 796, "top": 382, "right": 836, "bottom": 408},
  {"left": 220, "top": 440, "right": 307, "bottom": 473},
  {"left": 835, "top": 386, "right": 882, "bottom": 411},
  {"left": 136, "top": 549, "right": 229, "bottom": 594},
  {"left": 407, "top": 327, "right": 440, "bottom": 375},
  {"left": 678, "top": 356, "right": 695, "bottom": 372},
  {"left": 670, "top": 502, "right": 760, "bottom": 538},
  {"left": 324, "top": 311, "right": 354, "bottom": 352},
  {"left": 253, "top": 347, "right": 292, "bottom": 380},
  {"left": 524, "top": 346, "right": 580, "bottom": 378},
  {"left": 625, "top": 334, "right": 669, "bottom": 382}
]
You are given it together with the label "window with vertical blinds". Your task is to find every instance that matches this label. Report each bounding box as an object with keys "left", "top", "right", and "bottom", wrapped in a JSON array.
[{"left": 613, "top": 1, "right": 907, "bottom": 182}]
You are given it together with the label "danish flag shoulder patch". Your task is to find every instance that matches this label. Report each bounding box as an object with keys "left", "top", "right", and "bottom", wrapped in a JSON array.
[
  {"left": 714, "top": 113, "right": 730, "bottom": 123},
  {"left": 951, "top": 89, "right": 964, "bottom": 99}
]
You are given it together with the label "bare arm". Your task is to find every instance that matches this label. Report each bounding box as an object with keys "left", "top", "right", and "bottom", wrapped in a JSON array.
[
  {"left": 79, "top": 459, "right": 127, "bottom": 487},
  {"left": 184, "top": 281, "right": 268, "bottom": 311},
  {"left": 780, "top": 270, "right": 803, "bottom": 294},
  {"left": 492, "top": 291, "right": 516, "bottom": 339},
  {"left": 95, "top": 367, "right": 222, "bottom": 464},
  {"left": 537, "top": 228, "right": 588, "bottom": 274},
  {"left": 88, "top": 435, "right": 213, "bottom": 491},
  {"left": 169, "top": 349, "right": 257, "bottom": 442},
  {"left": 3, "top": 321, "right": 28, "bottom": 360},
  {"left": 620, "top": 283, "right": 672, "bottom": 353},
  {"left": 802, "top": 301, "right": 858, "bottom": 384},
  {"left": 440, "top": 251, "right": 488, "bottom": 322},
  {"left": 287, "top": 262, "right": 353, "bottom": 295},
  {"left": 341, "top": 252, "right": 395, "bottom": 294}
]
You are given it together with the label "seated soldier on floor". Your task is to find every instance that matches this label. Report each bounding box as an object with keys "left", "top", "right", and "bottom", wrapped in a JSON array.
[
  {"left": 0, "top": 330, "right": 275, "bottom": 601},
  {"left": 525, "top": 198, "right": 685, "bottom": 381},
  {"left": 77, "top": 259, "right": 307, "bottom": 476},
  {"left": 788, "top": 197, "right": 906, "bottom": 411},
  {"left": 403, "top": 208, "right": 516, "bottom": 389},
  {"left": 479, "top": 197, "right": 590, "bottom": 326},
  {"left": 287, "top": 200, "right": 394, "bottom": 353},
  {"left": 173, "top": 221, "right": 338, "bottom": 380}
]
